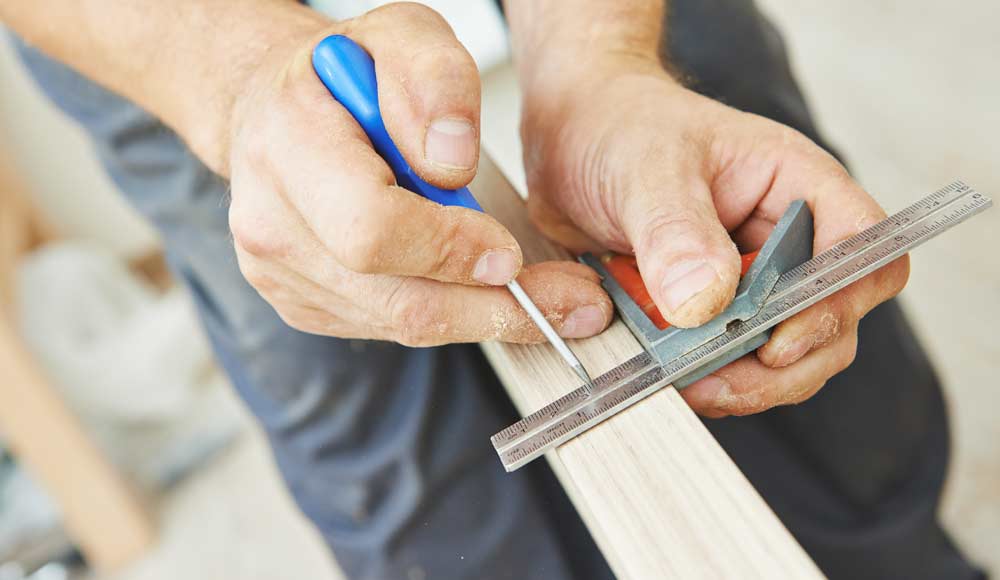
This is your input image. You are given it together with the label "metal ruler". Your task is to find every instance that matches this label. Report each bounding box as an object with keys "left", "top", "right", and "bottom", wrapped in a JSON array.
[{"left": 493, "top": 181, "right": 992, "bottom": 471}]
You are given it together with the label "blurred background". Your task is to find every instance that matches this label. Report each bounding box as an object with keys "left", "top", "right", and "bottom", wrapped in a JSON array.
[{"left": 1, "top": 1, "right": 997, "bottom": 579}]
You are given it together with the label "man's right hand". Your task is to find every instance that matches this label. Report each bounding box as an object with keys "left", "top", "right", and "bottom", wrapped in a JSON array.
[{"left": 224, "top": 3, "right": 612, "bottom": 345}]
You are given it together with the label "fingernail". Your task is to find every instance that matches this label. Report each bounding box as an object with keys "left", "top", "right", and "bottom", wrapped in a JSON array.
[
  {"left": 773, "top": 335, "right": 813, "bottom": 367},
  {"left": 473, "top": 249, "right": 518, "bottom": 285},
  {"left": 425, "top": 117, "right": 476, "bottom": 170},
  {"left": 561, "top": 305, "right": 606, "bottom": 338},
  {"left": 660, "top": 261, "right": 719, "bottom": 312}
]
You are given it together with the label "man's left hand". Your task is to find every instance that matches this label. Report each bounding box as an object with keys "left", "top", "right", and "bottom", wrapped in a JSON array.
[{"left": 520, "top": 57, "right": 909, "bottom": 417}]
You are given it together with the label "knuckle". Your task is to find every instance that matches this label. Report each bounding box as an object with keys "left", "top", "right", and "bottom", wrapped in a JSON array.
[
  {"left": 423, "top": 212, "right": 465, "bottom": 277},
  {"left": 234, "top": 253, "right": 279, "bottom": 296},
  {"left": 328, "top": 189, "right": 395, "bottom": 274},
  {"left": 813, "top": 298, "right": 847, "bottom": 344},
  {"left": 888, "top": 256, "right": 911, "bottom": 294},
  {"left": 275, "top": 302, "right": 340, "bottom": 336},
  {"left": 643, "top": 213, "right": 702, "bottom": 238},
  {"left": 826, "top": 165, "right": 856, "bottom": 192},
  {"left": 230, "top": 208, "right": 291, "bottom": 260},
  {"left": 639, "top": 213, "right": 708, "bottom": 254},
  {"left": 237, "top": 260, "right": 269, "bottom": 291},
  {"left": 825, "top": 283, "right": 864, "bottom": 324},
  {"left": 251, "top": 272, "right": 279, "bottom": 295},
  {"left": 412, "top": 43, "right": 476, "bottom": 80},
  {"left": 775, "top": 126, "right": 815, "bottom": 151},
  {"left": 725, "top": 395, "right": 770, "bottom": 417},
  {"left": 631, "top": 195, "right": 734, "bottom": 260},
  {"left": 396, "top": 310, "right": 440, "bottom": 346},
  {"left": 387, "top": 283, "right": 441, "bottom": 346},
  {"left": 775, "top": 127, "right": 847, "bottom": 176},
  {"left": 380, "top": 2, "right": 448, "bottom": 28},
  {"left": 788, "top": 379, "right": 827, "bottom": 406},
  {"left": 269, "top": 48, "right": 332, "bottom": 114},
  {"left": 241, "top": 132, "right": 272, "bottom": 168},
  {"left": 275, "top": 309, "right": 318, "bottom": 335},
  {"left": 337, "top": 219, "right": 391, "bottom": 274},
  {"left": 835, "top": 340, "right": 859, "bottom": 373}
]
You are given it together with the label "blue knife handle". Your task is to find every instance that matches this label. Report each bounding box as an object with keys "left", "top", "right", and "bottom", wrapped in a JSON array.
[{"left": 312, "top": 34, "right": 483, "bottom": 212}]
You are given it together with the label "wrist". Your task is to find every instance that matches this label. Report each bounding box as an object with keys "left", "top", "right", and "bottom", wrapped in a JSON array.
[
  {"left": 506, "top": 0, "right": 676, "bottom": 109},
  {"left": 175, "top": 6, "right": 333, "bottom": 176},
  {"left": 520, "top": 47, "right": 674, "bottom": 107},
  {"left": 518, "top": 51, "right": 686, "bottom": 152}
]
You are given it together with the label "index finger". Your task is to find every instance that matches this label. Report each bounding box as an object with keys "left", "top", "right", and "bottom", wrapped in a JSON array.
[
  {"left": 752, "top": 154, "right": 910, "bottom": 367},
  {"left": 256, "top": 67, "right": 524, "bottom": 286}
]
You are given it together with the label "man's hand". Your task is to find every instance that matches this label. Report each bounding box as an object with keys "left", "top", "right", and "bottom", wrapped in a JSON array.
[
  {"left": 519, "top": 56, "right": 908, "bottom": 416},
  {"left": 224, "top": 3, "right": 612, "bottom": 345},
  {"left": 4, "top": 0, "right": 612, "bottom": 346}
]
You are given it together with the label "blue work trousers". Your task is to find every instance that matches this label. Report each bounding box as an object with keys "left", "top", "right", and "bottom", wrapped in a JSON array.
[{"left": 13, "top": 0, "right": 982, "bottom": 577}]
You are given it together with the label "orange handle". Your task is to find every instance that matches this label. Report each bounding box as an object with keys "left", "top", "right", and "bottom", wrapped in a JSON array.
[{"left": 602, "top": 252, "right": 759, "bottom": 330}]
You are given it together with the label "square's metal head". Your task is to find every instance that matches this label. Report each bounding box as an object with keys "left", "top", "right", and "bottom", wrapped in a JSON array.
[{"left": 581, "top": 200, "right": 814, "bottom": 386}]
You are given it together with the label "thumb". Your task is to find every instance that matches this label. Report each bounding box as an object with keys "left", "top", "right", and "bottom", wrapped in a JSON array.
[
  {"left": 622, "top": 179, "right": 742, "bottom": 328},
  {"left": 351, "top": 3, "right": 480, "bottom": 190}
]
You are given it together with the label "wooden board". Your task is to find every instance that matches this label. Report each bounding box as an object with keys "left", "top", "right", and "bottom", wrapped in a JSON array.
[
  {"left": 0, "top": 156, "right": 55, "bottom": 304},
  {"left": 0, "top": 153, "right": 155, "bottom": 571},
  {"left": 471, "top": 154, "right": 824, "bottom": 579}
]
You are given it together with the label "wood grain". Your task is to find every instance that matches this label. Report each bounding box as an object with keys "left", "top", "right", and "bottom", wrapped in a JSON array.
[{"left": 471, "top": 154, "right": 823, "bottom": 579}]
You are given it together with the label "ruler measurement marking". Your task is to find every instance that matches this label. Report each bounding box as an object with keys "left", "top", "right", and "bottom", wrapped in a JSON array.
[
  {"left": 491, "top": 352, "right": 654, "bottom": 446},
  {"left": 494, "top": 184, "right": 991, "bottom": 470},
  {"left": 498, "top": 189, "right": 988, "bottom": 464},
  {"left": 770, "top": 180, "right": 971, "bottom": 297}
]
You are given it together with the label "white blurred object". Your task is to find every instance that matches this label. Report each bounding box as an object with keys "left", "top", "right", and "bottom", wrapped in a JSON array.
[
  {"left": 309, "top": 0, "right": 510, "bottom": 72},
  {"left": 14, "top": 242, "right": 239, "bottom": 488},
  {"left": 17, "top": 243, "right": 204, "bottom": 420}
]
